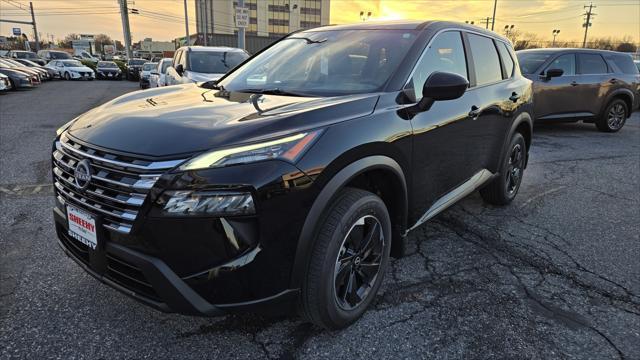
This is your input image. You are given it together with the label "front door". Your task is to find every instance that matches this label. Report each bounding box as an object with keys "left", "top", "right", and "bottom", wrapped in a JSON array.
[{"left": 533, "top": 53, "right": 579, "bottom": 120}]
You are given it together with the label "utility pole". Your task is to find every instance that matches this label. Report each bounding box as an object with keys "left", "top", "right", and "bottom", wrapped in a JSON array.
[
  {"left": 491, "top": 0, "right": 497, "bottom": 31},
  {"left": 29, "top": 2, "right": 39, "bottom": 51},
  {"left": 118, "top": 0, "right": 133, "bottom": 58},
  {"left": 237, "top": 0, "right": 245, "bottom": 50},
  {"left": 183, "top": 0, "right": 190, "bottom": 45},
  {"left": 582, "top": 3, "right": 595, "bottom": 48},
  {"left": 203, "top": 0, "right": 208, "bottom": 46},
  {"left": 485, "top": 17, "right": 490, "bottom": 29}
]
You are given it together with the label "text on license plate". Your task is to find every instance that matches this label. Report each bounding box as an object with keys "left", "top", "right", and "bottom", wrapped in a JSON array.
[{"left": 67, "top": 206, "right": 97, "bottom": 249}]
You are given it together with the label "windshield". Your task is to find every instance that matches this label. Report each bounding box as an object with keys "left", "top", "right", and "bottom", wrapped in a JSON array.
[
  {"left": 50, "top": 51, "right": 71, "bottom": 59},
  {"left": 142, "top": 63, "right": 157, "bottom": 71},
  {"left": 189, "top": 51, "right": 249, "bottom": 74},
  {"left": 516, "top": 52, "right": 552, "bottom": 74},
  {"left": 15, "top": 52, "right": 37, "bottom": 59},
  {"left": 63, "top": 60, "right": 83, "bottom": 67},
  {"left": 97, "top": 61, "right": 117, "bottom": 68},
  {"left": 128, "top": 59, "right": 146, "bottom": 65},
  {"left": 219, "top": 30, "right": 419, "bottom": 96}
]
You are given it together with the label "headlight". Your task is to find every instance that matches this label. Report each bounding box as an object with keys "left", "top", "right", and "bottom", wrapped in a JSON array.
[
  {"left": 179, "top": 130, "right": 322, "bottom": 171},
  {"left": 161, "top": 191, "right": 255, "bottom": 216}
]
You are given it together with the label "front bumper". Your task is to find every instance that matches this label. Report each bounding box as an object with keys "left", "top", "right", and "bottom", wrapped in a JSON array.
[{"left": 54, "top": 206, "right": 299, "bottom": 315}]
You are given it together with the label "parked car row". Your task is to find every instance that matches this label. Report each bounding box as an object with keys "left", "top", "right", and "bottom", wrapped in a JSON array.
[{"left": 0, "top": 57, "right": 47, "bottom": 90}]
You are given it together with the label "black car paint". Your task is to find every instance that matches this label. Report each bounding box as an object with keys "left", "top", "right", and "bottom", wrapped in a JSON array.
[
  {"left": 517, "top": 49, "right": 640, "bottom": 122},
  {"left": 53, "top": 21, "right": 533, "bottom": 315}
]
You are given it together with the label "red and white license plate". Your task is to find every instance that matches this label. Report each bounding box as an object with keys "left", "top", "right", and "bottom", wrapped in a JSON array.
[{"left": 66, "top": 206, "right": 97, "bottom": 249}]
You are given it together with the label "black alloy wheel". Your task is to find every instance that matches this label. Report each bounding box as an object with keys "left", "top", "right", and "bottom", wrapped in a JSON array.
[
  {"left": 480, "top": 132, "right": 527, "bottom": 205},
  {"left": 506, "top": 142, "right": 525, "bottom": 196}
]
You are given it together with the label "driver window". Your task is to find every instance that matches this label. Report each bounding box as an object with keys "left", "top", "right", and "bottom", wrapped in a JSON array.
[
  {"left": 409, "top": 31, "right": 468, "bottom": 100},
  {"left": 544, "top": 54, "right": 575, "bottom": 76}
]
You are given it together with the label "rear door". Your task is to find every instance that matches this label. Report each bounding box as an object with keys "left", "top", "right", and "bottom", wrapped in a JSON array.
[
  {"left": 576, "top": 53, "right": 611, "bottom": 116},
  {"left": 534, "top": 53, "right": 580, "bottom": 119}
]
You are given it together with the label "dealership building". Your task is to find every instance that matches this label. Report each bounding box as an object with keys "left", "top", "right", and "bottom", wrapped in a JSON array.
[{"left": 194, "top": 0, "right": 330, "bottom": 53}]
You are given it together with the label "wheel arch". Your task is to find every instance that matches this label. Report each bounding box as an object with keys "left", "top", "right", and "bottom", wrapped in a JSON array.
[
  {"left": 602, "top": 89, "right": 634, "bottom": 118},
  {"left": 501, "top": 112, "right": 533, "bottom": 170},
  {"left": 290, "top": 155, "right": 408, "bottom": 290}
]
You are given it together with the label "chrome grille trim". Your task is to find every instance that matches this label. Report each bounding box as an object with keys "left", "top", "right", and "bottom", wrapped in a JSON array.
[{"left": 53, "top": 137, "right": 187, "bottom": 235}]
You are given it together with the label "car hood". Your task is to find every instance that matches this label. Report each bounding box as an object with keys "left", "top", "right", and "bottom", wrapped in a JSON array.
[
  {"left": 97, "top": 68, "right": 120, "bottom": 72},
  {"left": 66, "top": 66, "right": 93, "bottom": 72},
  {"left": 0, "top": 68, "right": 30, "bottom": 77},
  {"left": 66, "top": 83, "right": 379, "bottom": 158},
  {"left": 186, "top": 71, "right": 223, "bottom": 82}
]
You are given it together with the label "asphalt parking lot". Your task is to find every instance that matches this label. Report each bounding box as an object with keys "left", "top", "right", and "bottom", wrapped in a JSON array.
[{"left": 1, "top": 80, "right": 639, "bottom": 359}]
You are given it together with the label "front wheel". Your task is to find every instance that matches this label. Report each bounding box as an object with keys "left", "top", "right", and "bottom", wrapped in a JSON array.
[
  {"left": 300, "top": 188, "right": 392, "bottom": 330},
  {"left": 596, "top": 99, "right": 627, "bottom": 132},
  {"left": 480, "top": 132, "right": 527, "bottom": 205},
  {"left": 64, "top": 72, "right": 71, "bottom": 80}
]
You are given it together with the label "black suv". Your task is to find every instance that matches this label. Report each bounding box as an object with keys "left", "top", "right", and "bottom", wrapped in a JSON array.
[
  {"left": 52, "top": 21, "right": 533, "bottom": 329},
  {"left": 124, "top": 58, "right": 146, "bottom": 80},
  {"left": 517, "top": 48, "right": 640, "bottom": 132}
]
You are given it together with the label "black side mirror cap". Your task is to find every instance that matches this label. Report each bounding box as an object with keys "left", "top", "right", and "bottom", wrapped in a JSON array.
[
  {"left": 417, "top": 71, "right": 469, "bottom": 111},
  {"left": 545, "top": 68, "right": 564, "bottom": 79},
  {"left": 175, "top": 64, "right": 184, "bottom": 75}
]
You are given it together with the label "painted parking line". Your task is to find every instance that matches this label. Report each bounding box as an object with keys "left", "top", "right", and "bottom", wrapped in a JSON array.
[{"left": 0, "top": 183, "right": 53, "bottom": 196}]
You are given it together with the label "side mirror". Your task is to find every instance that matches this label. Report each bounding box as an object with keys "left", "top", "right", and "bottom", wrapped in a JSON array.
[
  {"left": 544, "top": 68, "right": 563, "bottom": 79},
  {"left": 175, "top": 64, "right": 184, "bottom": 76},
  {"left": 417, "top": 71, "right": 469, "bottom": 111}
]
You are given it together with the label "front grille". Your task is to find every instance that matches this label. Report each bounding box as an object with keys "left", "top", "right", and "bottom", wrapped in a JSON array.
[{"left": 53, "top": 133, "right": 185, "bottom": 234}]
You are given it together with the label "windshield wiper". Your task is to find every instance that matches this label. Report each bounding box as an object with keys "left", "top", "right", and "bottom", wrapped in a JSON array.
[
  {"left": 235, "top": 88, "right": 307, "bottom": 97},
  {"left": 286, "top": 37, "right": 327, "bottom": 44}
]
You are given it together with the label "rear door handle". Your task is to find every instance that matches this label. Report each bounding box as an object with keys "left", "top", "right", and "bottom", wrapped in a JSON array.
[
  {"left": 570, "top": 81, "right": 578, "bottom": 86},
  {"left": 509, "top": 92, "right": 520, "bottom": 102},
  {"left": 468, "top": 106, "right": 481, "bottom": 120}
]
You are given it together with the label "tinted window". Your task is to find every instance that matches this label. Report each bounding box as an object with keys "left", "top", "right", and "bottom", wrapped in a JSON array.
[
  {"left": 50, "top": 51, "right": 71, "bottom": 59},
  {"left": 468, "top": 34, "right": 502, "bottom": 85},
  {"left": 410, "top": 31, "right": 467, "bottom": 99},
  {"left": 578, "top": 53, "right": 608, "bottom": 74},
  {"left": 545, "top": 54, "right": 575, "bottom": 76},
  {"left": 497, "top": 42, "right": 514, "bottom": 78},
  {"left": 516, "top": 52, "right": 551, "bottom": 74},
  {"left": 607, "top": 54, "right": 638, "bottom": 74}
]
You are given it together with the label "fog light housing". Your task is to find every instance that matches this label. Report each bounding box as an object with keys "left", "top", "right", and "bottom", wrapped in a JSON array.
[{"left": 161, "top": 191, "right": 255, "bottom": 216}]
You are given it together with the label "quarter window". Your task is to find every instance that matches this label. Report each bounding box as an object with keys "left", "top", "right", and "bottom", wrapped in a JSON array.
[
  {"left": 496, "top": 42, "right": 515, "bottom": 78},
  {"left": 410, "top": 31, "right": 467, "bottom": 99},
  {"left": 578, "top": 53, "right": 608, "bottom": 74},
  {"left": 467, "top": 33, "right": 502, "bottom": 86},
  {"left": 546, "top": 54, "right": 575, "bottom": 76}
]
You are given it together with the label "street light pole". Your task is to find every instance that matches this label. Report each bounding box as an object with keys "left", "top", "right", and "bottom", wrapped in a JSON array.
[
  {"left": 183, "top": 0, "right": 190, "bottom": 46},
  {"left": 552, "top": 29, "right": 560, "bottom": 47},
  {"left": 491, "top": 0, "right": 497, "bottom": 31}
]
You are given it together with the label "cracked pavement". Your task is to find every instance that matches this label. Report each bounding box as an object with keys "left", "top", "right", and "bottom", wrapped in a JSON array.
[{"left": 1, "top": 81, "right": 639, "bottom": 359}]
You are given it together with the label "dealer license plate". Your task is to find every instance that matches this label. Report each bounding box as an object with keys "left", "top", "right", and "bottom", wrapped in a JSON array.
[{"left": 66, "top": 206, "right": 97, "bottom": 249}]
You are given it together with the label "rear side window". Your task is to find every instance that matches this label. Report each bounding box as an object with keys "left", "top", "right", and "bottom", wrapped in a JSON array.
[
  {"left": 467, "top": 33, "right": 502, "bottom": 86},
  {"left": 496, "top": 42, "right": 514, "bottom": 78},
  {"left": 410, "top": 31, "right": 468, "bottom": 99},
  {"left": 545, "top": 54, "right": 575, "bottom": 76},
  {"left": 606, "top": 54, "right": 638, "bottom": 74},
  {"left": 578, "top": 53, "right": 608, "bottom": 74}
]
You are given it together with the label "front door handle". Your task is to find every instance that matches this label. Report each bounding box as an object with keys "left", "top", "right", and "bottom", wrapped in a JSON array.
[
  {"left": 570, "top": 81, "right": 578, "bottom": 86},
  {"left": 609, "top": 78, "right": 618, "bottom": 84},
  {"left": 468, "top": 105, "right": 481, "bottom": 120},
  {"left": 509, "top": 92, "right": 520, "bottom": 102}
]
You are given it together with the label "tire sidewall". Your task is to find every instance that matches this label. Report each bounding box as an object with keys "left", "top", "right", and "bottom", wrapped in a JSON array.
[
  {"left": 600, "top": 99, "right": 627, "bottom": 132},
  {"left": 316, "top": 193, "right": 392, "bottom": 328}
]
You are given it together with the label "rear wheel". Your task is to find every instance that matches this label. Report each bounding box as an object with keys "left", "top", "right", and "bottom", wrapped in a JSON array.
[
  {"left": 480, "top": 132, "right": 526, "bottom": 205},
  {"left": 596, "top": 99, "right": 627, "bottom": 132},
  {"left": 301, "top": 188, "right": 391, "bottom": 329}
]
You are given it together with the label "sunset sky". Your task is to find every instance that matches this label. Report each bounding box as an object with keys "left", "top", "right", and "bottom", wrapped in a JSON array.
[{"left": 1, "top": 0, "right": 638, "bottom": 44}]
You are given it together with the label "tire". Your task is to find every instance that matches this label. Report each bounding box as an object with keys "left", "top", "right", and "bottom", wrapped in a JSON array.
[
  {"left": 480, "top": 132, "right": 527, "bottom": 205},
  {"left": 64, "top": 72, "right": 70, "bottom": 81},
  {"left": 596, "top": 99, "right": 628, "bottom": 132},
  {"left": 300, "top": 187, "right": 392, "bottom": 330}
]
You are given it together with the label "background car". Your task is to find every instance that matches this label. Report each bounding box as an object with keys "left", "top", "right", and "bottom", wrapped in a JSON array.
[
  {"left": 2, "top": 58, "right": 50, "bottom": 81},
  {"left": 37, "top": 50, "right": 73, "bottom": 63},
  {"left": 11, "top": 58, "right": 58, "bottom": 78},
  {"left": 0, "top": 73, "right": 12, "bottom": 92},
  {"left": 74, "top": 50, "right": 100, "bottom": 64},
  {"left": 139, "top": 62, "right": 157, "bottom": 89},
  {"left": 95, "top": 61, "right": 122, "bottom": 80},
  {"left": 0, "top": 66, "right": 35, "bottom": 89},
  {"left": 0, "top": 58, "right": 43, "bottom": 83},
  {"left": 635, "top": 60, "right": 640, "bottom": 72},
  {"left": 124, "top": 58, "right": 146, "bottom": 80},
  {"left": 6, "top": 50, "right": 46, "bottom": 66},
  {"left": 517, "top": 48, "right": 639, "bottom": 132},
  {"left": 149, "top": 58, "right": 173, "bottom": 87},
  {"left": 165, "top": 46, "right": 249, "bottom": 85},
  {"left": 45, "top": 59, "right": 95, "bottom": 81}
]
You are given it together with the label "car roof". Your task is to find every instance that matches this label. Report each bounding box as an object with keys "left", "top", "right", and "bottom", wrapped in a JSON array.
[
  {"left": 177, "top": 46, "right": 246, "bottom": 52},
  {"left": 516, "top": 48, "right": 631, "bottom": 56},
  {"left": 304, "top": 20, "right": 510, "bottom": 42}
]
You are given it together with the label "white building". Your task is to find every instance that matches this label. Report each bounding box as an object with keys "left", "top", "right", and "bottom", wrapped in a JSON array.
[{"left": 195, "top": 0, "right": 330, "bottom": 38}]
